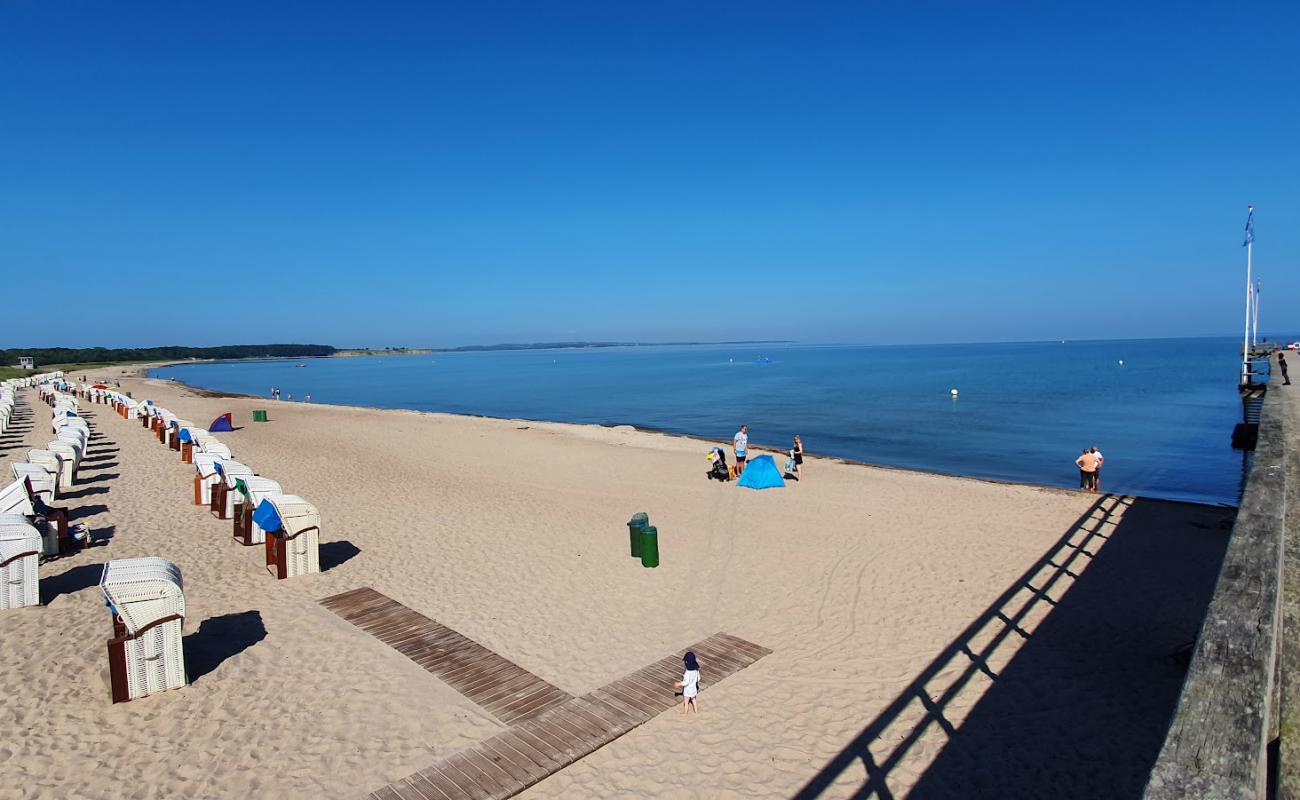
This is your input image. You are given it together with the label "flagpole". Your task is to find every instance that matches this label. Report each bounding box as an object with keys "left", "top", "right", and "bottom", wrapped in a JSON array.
[
  {"left": 1252, "top": 278, "right": 1260, "bottom": 349},
  {"left": 1242, "top": 208, "right": 1253, "bottom": 385}
]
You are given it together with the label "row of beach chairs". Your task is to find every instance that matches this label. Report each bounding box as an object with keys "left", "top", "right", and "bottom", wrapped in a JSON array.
[
  {"left": 3, "top": 377, "right": 329, "bottom": 704},
  {"left": 29, "top": 379, "right": 187, "bottom": 703},
  {"left": 1, "top": 372, "right": 89, "bottom": 611},
  {"left": 133, "top": 401, "right": 323, "bottom": 579}
]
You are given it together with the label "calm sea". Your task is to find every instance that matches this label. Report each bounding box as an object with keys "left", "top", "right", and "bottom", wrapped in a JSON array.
[{"left": 149, "top": 337, "right": 1266, "bottom": 506}]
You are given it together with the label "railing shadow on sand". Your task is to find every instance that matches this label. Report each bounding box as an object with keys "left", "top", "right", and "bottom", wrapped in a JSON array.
[{"left": 793, "top": 493, "right": 1233, "bottom": 800}]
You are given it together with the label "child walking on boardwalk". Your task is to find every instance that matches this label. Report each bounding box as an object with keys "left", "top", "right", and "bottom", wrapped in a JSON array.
[{"left": 675, "top": 651, "right": 701, "bottom": 715}]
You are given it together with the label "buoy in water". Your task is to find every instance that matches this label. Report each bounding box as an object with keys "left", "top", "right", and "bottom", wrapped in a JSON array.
[
  {"left": 950, "top": 389, "right": 959, "bottom": 397},
  {"left": 1118, "top": 359, "right": 1124, "bottom": 366}
]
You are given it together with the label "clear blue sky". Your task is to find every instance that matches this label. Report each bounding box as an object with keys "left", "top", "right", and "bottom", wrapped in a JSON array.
[{"left": 3, "top": 1, "right": 1297, "bottom": 348}]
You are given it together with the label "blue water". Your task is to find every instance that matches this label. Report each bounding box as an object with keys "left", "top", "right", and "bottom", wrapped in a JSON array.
[{"left": 150, "top": 338, "right": 1261, "bottom": 506}]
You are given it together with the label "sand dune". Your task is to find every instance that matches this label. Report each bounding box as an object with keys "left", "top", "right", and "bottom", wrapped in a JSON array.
[{"left": 0, "top": 367, "right": 1231, "bottom": 798}]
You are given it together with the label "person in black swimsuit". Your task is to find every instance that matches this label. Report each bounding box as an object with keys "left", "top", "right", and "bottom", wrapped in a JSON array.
[{"left": 792, "top": 435, "right": 804, "bottom": 481}]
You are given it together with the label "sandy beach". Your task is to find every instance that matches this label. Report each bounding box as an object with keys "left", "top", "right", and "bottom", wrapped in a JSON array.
[{"left": 0, "top": 366, "right": 1233, "bottom": 799}]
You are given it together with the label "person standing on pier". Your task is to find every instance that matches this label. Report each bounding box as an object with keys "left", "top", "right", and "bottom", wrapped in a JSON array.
[{"left": 1279, "top": 352, "right": 1291, "bottom": 385}]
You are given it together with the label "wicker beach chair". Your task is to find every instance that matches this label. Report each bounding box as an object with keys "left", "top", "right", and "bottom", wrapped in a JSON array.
[
  {"left": 211, "top": 460, "right": 254, "bottom": 520},
  {"left": 178, "top": 427, "right": 207, "bottom": 463},
  {"left": 196, "top": 436, "right": 231, "bottom": 461},
  {"left": 0, "top": 515, "right": 40, "bottom": 610},
  {"left": 258, "top": 495, "right": 321, "bottom": 579},
  {"left": 192, "top": 454, "right": 222, "bottom": 507},
  {"left": 47, "top": 441, "right": 80, "bottom": 486},
  {"left": 25, "top": 450, "right": 65, "bottom": 498},
  {"left": 100, "top": 558, "right": 187, "bottom": 702},
  {"left": 234, "top": 477, "right": 282, "bottom": 546},
  {"left": 13, "top": 463, "right": 56, "bottom": 505}
]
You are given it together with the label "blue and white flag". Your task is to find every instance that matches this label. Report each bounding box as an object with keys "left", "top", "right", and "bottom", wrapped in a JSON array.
[{"left": 1244, "top": 205, "right": 1255, "bottom": 246}]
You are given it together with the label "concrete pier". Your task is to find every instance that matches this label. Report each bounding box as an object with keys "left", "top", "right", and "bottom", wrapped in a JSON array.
[{"left": 1145, "top": 351, "right": 1298, "bottom": 799}]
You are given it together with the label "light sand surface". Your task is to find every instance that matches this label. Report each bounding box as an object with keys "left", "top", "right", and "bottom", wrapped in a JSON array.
[{"left": 0, "top": 367, "right": 1233, "bottom": 799}]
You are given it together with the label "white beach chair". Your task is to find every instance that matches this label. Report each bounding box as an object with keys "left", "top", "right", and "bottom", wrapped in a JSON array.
[
  {"left": 57, "top": 427, "right": 87, "bottom": 452},
  {"left": 57, "top": 418, "right": 90, "bottom": 449},
  {"left": 260, "top": 495, "right": 321, "bottom": 579},
  {"left": 175, "top": 421, "right": 200, "bottom": 460},
  {"left": 56, "top": 427, "right": 89, "bottom": 460},
  {"left": 198, "top": 438, "right": 231, "bottom": 460},
  {"left": 47, "top": 441, "right": 80, "bottom": 485},
  {"left": 235, "top": 477, "right": 282, "bottom": 546},
  {"left": 192, "top": 454, "right": 222, "bottom": 506},
  {"left": 50, "top": 410, "right": 77, "bottom": 434},
  {"left": 100, "top": 558, "right": 187, "bottom": 703},
  {"left": 15, "top": 460, "right": 58, "bottom": 504},
  {"left": 11, "top": 466, "right": 54, "bottom": 507},
  {"left": 178, "top": 427, "right": 207, "bottom": 463},
  {"left": 0, "top": 479, "right": 34, "bottom": 517},
  {"left": 211, "top": 460, "right": 254, "bottom": 519},
  {"left": 26, "top": 451, "right": 65, "bottom": 498},
  {"left": 163, "top": 419, "right": 189, "bottom": 450},
  {"left": 0, "top": 515, "right": 40, "bottom": 610}
]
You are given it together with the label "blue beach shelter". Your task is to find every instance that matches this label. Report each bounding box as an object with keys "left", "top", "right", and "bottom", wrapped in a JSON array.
[{"left": 737, "top": 454, "right": 785, "bottom": 490}]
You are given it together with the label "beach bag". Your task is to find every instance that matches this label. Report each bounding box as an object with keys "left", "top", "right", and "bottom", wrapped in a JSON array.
[{"left": 784, "top": 455, "right": 796, "bottom": 474}]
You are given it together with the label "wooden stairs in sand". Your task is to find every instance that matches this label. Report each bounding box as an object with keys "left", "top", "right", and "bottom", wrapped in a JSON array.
[{"left": 319, "top": 587, "right": 771, "bottom": 800}]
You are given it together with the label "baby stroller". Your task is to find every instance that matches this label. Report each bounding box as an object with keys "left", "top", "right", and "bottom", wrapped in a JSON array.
[{"left": 707, "top": 447, "right": 730, "bottom": 481}]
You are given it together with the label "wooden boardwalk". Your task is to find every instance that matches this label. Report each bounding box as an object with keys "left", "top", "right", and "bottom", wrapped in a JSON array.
[
  {"left": 367, "top": 631, "right": 771, "bottom": 800},
  {"left": 321, "top": 587, "right": 572, "bottom": 725}
]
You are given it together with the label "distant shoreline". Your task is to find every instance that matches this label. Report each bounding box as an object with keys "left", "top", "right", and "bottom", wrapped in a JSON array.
[{"left": 334, "top": 339, "right": 795, "bottom": 356}]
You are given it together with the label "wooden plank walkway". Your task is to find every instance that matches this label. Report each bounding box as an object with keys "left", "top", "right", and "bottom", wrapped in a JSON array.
[
  {"left": 321, "top": 587, "right": 572, "bottom": 725},
  {"left": 367, "top": 631, "right": 772, "bottom": 800}
]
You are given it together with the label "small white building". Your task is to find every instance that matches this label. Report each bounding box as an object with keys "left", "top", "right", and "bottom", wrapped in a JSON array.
[{"left": 17, "top": 357, "right": 34, "bottom": 370}]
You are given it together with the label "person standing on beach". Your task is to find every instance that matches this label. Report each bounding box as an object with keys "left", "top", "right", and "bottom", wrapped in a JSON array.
[
  {"left": 733, "top": 425, "right": 749, "bottom": 475},
  {"left": 792, "top": 435, "right": 804, "bottom": 481},
  {"left": 1280, "top": 352, "right": 1291, "bottom": 385},
  {"left": 1075, "top": 448, "right": 1098, "bottom": 492},
  {"left": 674, "top": 651, "right": 701, "bottom": 715},
  {"left": 1091, "top": 446, "right": 1104, "bottom": 492}
]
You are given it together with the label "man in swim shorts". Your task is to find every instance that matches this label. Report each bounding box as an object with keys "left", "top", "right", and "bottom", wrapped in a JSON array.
[{"left": 733, "top": 425, "right": 749, "bottom": 474}]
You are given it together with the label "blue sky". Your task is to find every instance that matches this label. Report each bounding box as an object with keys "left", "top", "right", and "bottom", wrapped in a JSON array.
[{"left": 2, "top": 1, "right": 1297, "bottom": 348}]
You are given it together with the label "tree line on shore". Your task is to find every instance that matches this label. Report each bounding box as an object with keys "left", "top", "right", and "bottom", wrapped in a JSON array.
[{"left": 3, "top": 344, "right": 337, "bottom": 366}]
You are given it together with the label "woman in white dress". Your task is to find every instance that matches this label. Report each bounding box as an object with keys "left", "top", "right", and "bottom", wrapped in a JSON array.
[{"left": 674, "top": 651, "right": 701, "bottom": 715}]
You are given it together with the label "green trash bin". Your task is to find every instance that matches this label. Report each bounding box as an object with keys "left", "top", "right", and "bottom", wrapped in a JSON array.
[
  {"left": 641, "top": 525, "right": 659, "bottom": 568},
  {"left": 628, "top": 512, "right": 649, "bottom": 558},
  {"left": 252, "top": 409, "right": 268, "bottom": 422},
  {"left": 125, "top": 391, "right": 132, "bottom": 398}
]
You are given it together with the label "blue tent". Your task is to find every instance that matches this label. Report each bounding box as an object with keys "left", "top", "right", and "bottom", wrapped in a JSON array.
[
  {"left": 737, "top": 454, "right": 785, "bottom": 489},
  {"left": 209, "top": 413, "right": 234, "bottom": 432}
]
